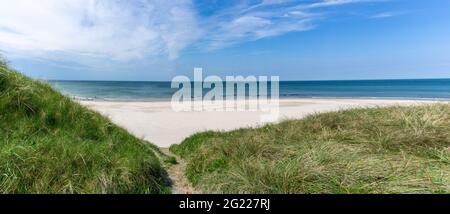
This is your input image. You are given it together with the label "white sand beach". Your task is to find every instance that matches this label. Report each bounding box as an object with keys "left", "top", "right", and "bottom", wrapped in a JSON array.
[{"left": 80, "top": 99, "right": 443, "bottom": 148}]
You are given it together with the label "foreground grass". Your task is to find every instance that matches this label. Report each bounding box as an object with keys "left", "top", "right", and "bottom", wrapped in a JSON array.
[
  {"left": 0, "top": 60, "right": 169, "bottom": 193},
  {"left": 171, "top": 104, "right": 450, "bottom": 193}
]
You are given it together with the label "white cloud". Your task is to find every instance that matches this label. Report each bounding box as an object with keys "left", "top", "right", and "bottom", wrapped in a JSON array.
[
  {"left": 0, "top": 0, "right": 199, "bottom": 60},
  {"left": 0, "top": 0, "right": 386, "bottom": 64}
]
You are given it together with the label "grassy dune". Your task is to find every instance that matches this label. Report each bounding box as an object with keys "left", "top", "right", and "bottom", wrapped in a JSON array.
[
  {"left": 0, "top": 60, "right": 169, "bottom": 193},
  {"left": 171, "top": 104, "right": 450, "bottom": 193}
]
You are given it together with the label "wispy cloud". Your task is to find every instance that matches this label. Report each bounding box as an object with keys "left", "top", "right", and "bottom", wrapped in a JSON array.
[
  {"left": 0, "top": 0, "right": 387, "bottom": 64},
  {"left": 370, "top": 11, "right": 409, "bottom": 19},
  {"left": 201, "top": 0, "right": 380, "bottom": 50},
  {"left": 202, "top": 2, "right": 319, "bottom": 50},
  {"left": 300, "top": 0, "right": 380, "bottom": 9}
]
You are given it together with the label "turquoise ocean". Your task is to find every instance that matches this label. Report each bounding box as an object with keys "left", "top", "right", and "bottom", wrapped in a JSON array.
[{"left": 49, "top": 79, "right": 450, "bottom": 101}]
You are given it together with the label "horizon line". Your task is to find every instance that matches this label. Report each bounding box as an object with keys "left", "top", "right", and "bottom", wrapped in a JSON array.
[{"left": 46, "top": 77, "right": 450, "bottom": 83}]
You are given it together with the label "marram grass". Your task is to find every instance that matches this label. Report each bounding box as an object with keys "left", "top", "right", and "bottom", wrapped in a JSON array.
[
  {"left": 0, "top": 60, "right": 169, "bottom": 193},
  {"left": 2, "top": 57, "right": 449, "bottom": 194},
  {"left": 171, "top": 103, "right": 450, "bottom": 193}
]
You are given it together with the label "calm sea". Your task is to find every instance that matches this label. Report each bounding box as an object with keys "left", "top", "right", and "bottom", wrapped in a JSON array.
[{"left": 49, "top": 79, "right": 450, "bottom": 101}]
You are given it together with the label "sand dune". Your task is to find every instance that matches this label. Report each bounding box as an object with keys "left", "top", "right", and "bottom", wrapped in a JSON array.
[{"left": 80, "top": 99, "right": 443, "bottom": 148}]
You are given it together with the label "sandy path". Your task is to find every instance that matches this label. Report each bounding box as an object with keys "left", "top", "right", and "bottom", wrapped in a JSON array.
[
  {"left": 80, "top": 98, "right": 442, "bottom": 148},
  {"left": 160, "top": 148, "right": 199, "bottom": 194}
]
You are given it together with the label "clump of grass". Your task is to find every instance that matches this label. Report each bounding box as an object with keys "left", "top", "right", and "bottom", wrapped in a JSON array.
[
  {"left": 171, "top": 104, "right": 450, "bottom": 193},
  {"left": 0, "top": 61, "right": 169, "bottom": 193},
  {"left": 165, "top": 156, "right": 178, "bottom": 165}
]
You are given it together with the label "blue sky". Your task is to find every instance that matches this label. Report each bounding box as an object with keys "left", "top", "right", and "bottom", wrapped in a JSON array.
[{"left": 1, "top": 0, "right": 450, "bottom": 81}]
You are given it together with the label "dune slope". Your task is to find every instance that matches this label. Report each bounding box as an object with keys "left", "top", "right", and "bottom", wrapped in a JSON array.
[
  {"left": 171, "top": 104, "right": 450, "bottom": 193},
  {"left": 0, "top": 60, "right": 169, "bottom": 193}
]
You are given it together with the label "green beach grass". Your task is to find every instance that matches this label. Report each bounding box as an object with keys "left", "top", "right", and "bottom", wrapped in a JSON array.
[
  {"left": 2, "top": 56, "right": 450, "bottom": 194},
  {"left": 0, "top": 59, "right": 170, "bottom": 193},
  {"left": 171, "top": 104, "right": 450, "bottom": 193}
]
